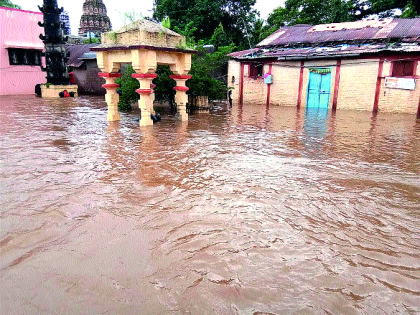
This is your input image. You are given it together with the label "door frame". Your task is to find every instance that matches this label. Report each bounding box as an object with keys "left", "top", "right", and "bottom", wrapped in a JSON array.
[{"left": 306, "top": 67, "right": 333, "bottom": 110}]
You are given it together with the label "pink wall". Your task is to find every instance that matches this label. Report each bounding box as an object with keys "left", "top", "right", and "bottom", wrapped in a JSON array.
[{"left": 0, "top": 7, "right": 46, "bottom": 95}]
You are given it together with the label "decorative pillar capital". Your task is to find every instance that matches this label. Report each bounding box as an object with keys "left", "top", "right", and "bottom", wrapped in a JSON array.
[
  {"left": 174, "top": 86, "right": 189, "bottom": 92},
  {"left": 169, "top": 75, "right": 192, "bottom": 80},
  {"left": 98, "top": 72, "right": 122, "bottom": 78},
  {"left": 136, "top": 89, "right": 154, "bottom": 95},
  {"left": 102, "top": 83, "right": 120, "bottom": 89},
  {"left": 132, "top": 73, "right": 158, "bottom": 79}
]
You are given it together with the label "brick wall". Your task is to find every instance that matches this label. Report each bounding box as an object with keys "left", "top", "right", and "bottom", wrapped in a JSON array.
[
  {"left": 228, "top": 60, "right": 240, "bottom": 103},
  {"left": 336, "top": 59, "right": 379, "bottom": 111},
  {"left": 270, "top": 62, "right": 301, "bottom": 106},
  {"left": 243, "top": 74, "right": 267, "bottom": 105},
  {"left": 228, "top": 57, "right": 420, "bottom": 114},
  {"left": 378, "top": 61, "right": 420, "bottom": 114}
]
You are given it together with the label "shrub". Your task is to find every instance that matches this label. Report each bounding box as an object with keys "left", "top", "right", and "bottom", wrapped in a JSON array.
[{"left": 115, "top": 65, "right": 139, "bottom": 112}]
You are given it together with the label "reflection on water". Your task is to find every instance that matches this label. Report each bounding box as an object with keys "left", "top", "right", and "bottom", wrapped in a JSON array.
[
  {"left": 1, "top": 96, "right": 420, "bottom": 314},
  {"left": 304, "top": 108, "right": 330, "bottom": 149}
]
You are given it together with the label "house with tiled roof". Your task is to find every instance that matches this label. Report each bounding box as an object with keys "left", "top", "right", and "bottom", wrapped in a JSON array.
[
  {"left": 66, "top": 43, "right": 105, "bottom": 95},
  {"left": 228, "top": 18, "right": 420, "bottom": 116}
]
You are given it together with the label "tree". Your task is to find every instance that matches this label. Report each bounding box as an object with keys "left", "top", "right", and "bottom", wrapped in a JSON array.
[
  {"left": 260, "top": 0, "right": 419, "bottom": 42},
  {"left": 0, "top": 0, "right": 21, "bottom": 9},
  {"left": 187, "top": 42, "right": 235, "bottom": 100},
  {"left": 153, "top": 65, "right": 176, "bottom": 107},
  {"left": 115, "top": 65, "right": 139, "bottom": 112},
  {"left": 354, "top": 0, "right": 419, "bottom": 18},
  {"left": 271, "top": 0, "right": 356, "bottom": 27},
  {"left": 210, "top": 23, "right": 230, "bottom": 49},
  {"left": 153, "top": 0, "right": 258, "bottom": 49}
]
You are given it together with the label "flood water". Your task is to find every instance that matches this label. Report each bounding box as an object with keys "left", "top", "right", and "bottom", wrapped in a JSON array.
[{"left": 1, "top": 95, "right": 420, "bottom": 314}]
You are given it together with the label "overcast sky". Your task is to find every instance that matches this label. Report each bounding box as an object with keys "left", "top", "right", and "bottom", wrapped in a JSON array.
[{"left": 12, "top": 0, "right": 284, "bottom": 35}]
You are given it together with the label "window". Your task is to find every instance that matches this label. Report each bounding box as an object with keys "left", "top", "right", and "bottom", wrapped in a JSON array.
[
  {"left": 8, "top": 49, "right": 42, "bottom": 66},
  {"left": 249, "top": 64, "right": 263, "bottom": 77},
  {"left": 391, "top": 60, "right": 416, "bottom": 77}
]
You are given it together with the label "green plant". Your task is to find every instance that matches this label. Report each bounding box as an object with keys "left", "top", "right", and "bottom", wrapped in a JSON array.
[
  {"left": 119, "top": 9, "right": 144, "bottom": 25},
  {"left": 107, "top": 31, "right": 117, "bottom": 42},
  {"left": 115, "top": 65, "right": 139, "bottom": 112},
  {"left": 0, "top": 0, "right": 21, "bottom": 9},
  {"left": 153, "top": 65, "right": 176, "bottom": 106},
  {"left": 162, "top": 17, "right": 171, "bottom": 29},
  {"left": 187, "top": 43, "right": 236, "bottom": 101},
  {"left": 45, "top": 83, "right": 52, "bottom": 88},
  {"left": 83, "top": 37, "right": 101, "bottom": 44}
]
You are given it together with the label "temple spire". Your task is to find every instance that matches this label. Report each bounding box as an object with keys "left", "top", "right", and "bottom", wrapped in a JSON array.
[{"left": 78, "top": 0, "right": 112, "bottom": 38}]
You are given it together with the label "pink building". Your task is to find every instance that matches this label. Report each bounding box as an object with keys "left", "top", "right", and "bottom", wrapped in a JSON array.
[{"left": 0, "top": 7, "right": 45, "bottom": 95}]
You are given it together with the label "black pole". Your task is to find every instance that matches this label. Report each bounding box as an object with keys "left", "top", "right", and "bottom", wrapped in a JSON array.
[{"left": 38, "top": 0, "right": 70, "bottom": 85}]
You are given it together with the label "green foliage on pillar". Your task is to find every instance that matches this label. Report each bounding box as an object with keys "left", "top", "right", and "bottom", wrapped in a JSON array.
[
  {"left": 115, "top": 65, "right": 139, "bottom": 112},
  {"left": 153, "top": 65, "right": 176, "bottom": 106}
]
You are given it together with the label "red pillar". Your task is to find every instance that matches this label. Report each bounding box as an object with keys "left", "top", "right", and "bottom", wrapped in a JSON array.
[
  {"left": 132, "top": 73, "right": 157, "bottom": 126},
  {"left": 373, "top": 58, "right": 384, "bottom": 113},
  {"left": 170, "top": 74, "right": 192, "bottom": 121},
  {"left": 239, "top": 62, "right": 245, "bottom": 105},
  {"left": 417, "top": 97, "right": 420, "bottom": 118},
  {"left": 332, "top": 59, "right": 342, "bottom": 111},
  {"left": 266, "top": 64, "right": 273, "bottom": 107},
  {"left": 98, "top": 72, "right": 122, "bottom": 121},
  {"left": 297, "top": 61, "right": 304, "bottom": 108}
]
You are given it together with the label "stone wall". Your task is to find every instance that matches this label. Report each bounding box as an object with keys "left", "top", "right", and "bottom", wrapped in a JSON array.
[{"left": 102, "top": 30, "right": 185, "bottom": 49}]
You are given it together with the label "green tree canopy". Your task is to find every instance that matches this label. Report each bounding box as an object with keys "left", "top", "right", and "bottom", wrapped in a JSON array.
[
  {"left": 153, "top": 0, "right": 258, "bottom": 49},
  {"left": 356, "top": 0, "right": 419, "bottom": 18},
  {"left": 260, "top": 0, "right": 419, "bottom": 42},
  {"left": 0, "top": 0, "right": 21, "bottom": 9},
  {"left": 210, "top": 23, "right": 230, "bottom": 49},
  {"left": 187, "top": 42, "right": 235, "bottom": 100}
]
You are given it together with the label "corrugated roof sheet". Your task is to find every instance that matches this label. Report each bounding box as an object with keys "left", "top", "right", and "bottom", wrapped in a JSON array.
[
  {"left": 231, "top": 18, "right": 420, "bottom": 60},
  {"left": 231, "top": 43, "right": 420, "bottom": 60},
  {"left": 255, "top": 18, "right": 420, "bottom": 48},
  {"left": 66, "top": 44, "right": 99, "bottom": 68}
]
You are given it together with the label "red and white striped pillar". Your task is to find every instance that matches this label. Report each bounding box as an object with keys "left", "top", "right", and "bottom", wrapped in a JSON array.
[
  {"left": 132, "top": 73, "right": 157, "bottom": 126},
  {"left": 99, "top": 72, "right": 122, "bottom": 122},
  {"left": 170, "top": 74, "right": 192, "bottom": 121}
]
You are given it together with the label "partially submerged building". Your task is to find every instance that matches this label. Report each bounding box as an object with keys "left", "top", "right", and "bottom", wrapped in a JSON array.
[
  {"left": 0, "top": 7, "right": 45, "bottom": 95},
  {"left": 66, "top": 44, "right": 105, "bottom": 95},
  {"left": 228, "top": 18, "right": 420, "bottom": 116}
]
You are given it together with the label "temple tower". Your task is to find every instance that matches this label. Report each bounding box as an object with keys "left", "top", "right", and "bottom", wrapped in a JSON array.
[{"left": 78, "top": 0, "right": 112, "bottom": 38}]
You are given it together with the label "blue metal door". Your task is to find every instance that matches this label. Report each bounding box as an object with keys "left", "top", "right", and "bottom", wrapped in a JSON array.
[{"left": 307, "top": 71, "right": 332, "bottom": 109}]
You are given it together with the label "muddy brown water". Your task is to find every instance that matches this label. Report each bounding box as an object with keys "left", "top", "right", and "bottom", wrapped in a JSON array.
[{"left": 0, "top": 95, "right": 419, "bottom": 314}]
